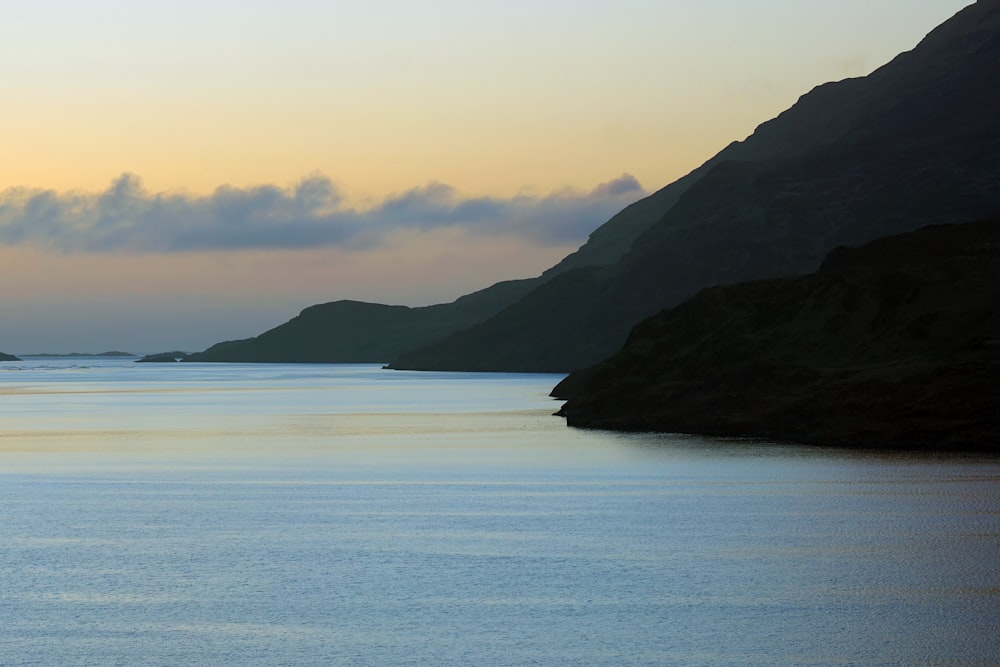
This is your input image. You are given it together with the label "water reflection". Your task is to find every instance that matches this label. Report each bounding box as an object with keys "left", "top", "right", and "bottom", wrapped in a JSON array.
[{"left": 1, "top": 359, "right": 998, "bottom": 664}]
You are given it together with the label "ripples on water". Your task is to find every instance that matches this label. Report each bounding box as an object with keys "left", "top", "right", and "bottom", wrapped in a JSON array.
[{"left": 1, "top": 359, "right": 998, "bottom": 665}]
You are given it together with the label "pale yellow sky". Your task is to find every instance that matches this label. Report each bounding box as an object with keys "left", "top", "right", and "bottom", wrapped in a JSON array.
[
  {"left": 0, "top": 0, "right": 975, "bottom": 353},
  {"left": 1, "top": 1, "right": 971, "bottom": 199}
]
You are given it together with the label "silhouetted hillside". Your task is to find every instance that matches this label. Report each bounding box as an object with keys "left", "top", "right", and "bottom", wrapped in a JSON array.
[
  {"left": 182, "top": 164, "right": 728, "bottom": 364},
  {"left": 136, "top": 352, "right": 189, "bottom": 363},
  {"left": 0, "top": 352, "right": 20, "bottom": 361},
  {"left": 553, "top": 219, "right": 1000, "bottom": 449},
  {"left": 390, "top": 0, "right": 1000, "bottom": 371},
  {"left": 187, "top": 279, "right": 538, "bottom": 362}
]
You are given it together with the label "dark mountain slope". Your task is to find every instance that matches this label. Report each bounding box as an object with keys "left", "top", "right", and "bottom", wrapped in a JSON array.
[
  {"left": 552, "top": 219, "right": 1000, "bottom": 450},
  {"left": 390, "top": 0, "right": 1000, "bottom": 372},
  {"left": 188, "top": 100, "right": 865, "bottom": 366},
  {"left": 0, "top": 352, "right": 20, "bottom": 361},
  {"left": 186, "top": 172, "right": 711, "bottom": 364}
]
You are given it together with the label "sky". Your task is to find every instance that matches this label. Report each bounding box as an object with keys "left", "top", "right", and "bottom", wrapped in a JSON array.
[{"left": 0, "top": 0, "right": 973, "bottom": 354}]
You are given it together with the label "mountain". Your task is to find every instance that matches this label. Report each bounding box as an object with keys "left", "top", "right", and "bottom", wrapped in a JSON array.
[
  {"left": 552, "top": 219, "right": 1000, "bottom": 450},
  {"left": 184, "top": 1, "right": 999, "bottom": 370},
  {"left": 0, "top": 352, "right": 20, "bottom": 361},
  {"left": 389, "top": 0, "right": 1000, "bottom": 372}
]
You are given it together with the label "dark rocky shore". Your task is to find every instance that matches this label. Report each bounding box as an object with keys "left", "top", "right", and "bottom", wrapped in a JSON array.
[{"left": 553, "top": 219, "right": 1000, "bottom": 450}]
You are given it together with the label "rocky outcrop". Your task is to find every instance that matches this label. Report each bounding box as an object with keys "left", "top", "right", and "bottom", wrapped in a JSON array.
[{"left": 553, "top": 219, "right": 1000, "bottom": 450}]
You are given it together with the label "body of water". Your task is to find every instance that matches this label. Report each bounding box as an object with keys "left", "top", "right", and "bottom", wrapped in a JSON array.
[{"left": 2, "top": 358, "right": 998, "bottom": 665}]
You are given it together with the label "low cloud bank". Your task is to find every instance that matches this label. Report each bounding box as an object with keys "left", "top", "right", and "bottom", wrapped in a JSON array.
[{"left": 0, "top": 173, "right": 645, "bottom": 253}]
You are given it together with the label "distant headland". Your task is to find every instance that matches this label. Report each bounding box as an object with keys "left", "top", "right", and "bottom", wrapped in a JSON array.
[
  {"left": 21, "top": 351, "right": 136, "bottom": 358},
  {"left": 135, "top": 352, "right": 190, "bottom": 363}
]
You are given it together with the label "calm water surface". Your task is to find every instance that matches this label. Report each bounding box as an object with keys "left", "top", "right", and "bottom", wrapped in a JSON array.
[{"left": 2, "top": 358, "right": 998, "bottom": 665}]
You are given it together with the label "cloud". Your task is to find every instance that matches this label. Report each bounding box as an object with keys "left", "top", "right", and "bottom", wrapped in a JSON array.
[{"left": 0, "top": 172, "right": 645, "bottom": 253}]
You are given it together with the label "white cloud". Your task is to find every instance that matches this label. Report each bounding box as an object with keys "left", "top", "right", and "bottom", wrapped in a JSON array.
[{"left": 0, "top": 173, "right": 645, "bottom": 253}]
